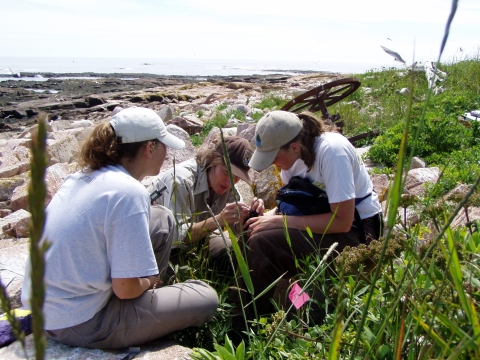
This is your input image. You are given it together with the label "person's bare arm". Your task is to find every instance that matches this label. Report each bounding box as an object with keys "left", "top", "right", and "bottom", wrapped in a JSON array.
[
  {"left": 112, "top": 275, "right": 159, "bottom": 299},
  {"left": 245, "top": 199, "right": 356, "bottom": 236},
  {"left": 186, "top": 202, "right": 251, "bottom": 243}
]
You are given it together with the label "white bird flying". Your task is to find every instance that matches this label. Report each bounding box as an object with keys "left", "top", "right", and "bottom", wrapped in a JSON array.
[{"left": 380, "top": 46, "right": 406, "bottom": 64}]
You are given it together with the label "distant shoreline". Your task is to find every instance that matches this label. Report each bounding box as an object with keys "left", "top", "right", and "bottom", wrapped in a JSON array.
[
  {"left": 3, "top": 71, "right": 344, "bottom": 129},
  {"left": 1, "top": 56, "right": 370, "bottom": 77},
  {"left": 0, "top": 68, "right": 333, "bottom": 82}
]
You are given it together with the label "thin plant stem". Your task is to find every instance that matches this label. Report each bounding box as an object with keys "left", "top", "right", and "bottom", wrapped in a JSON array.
[{"left": 28, "top": 113, "right": 50, "bottom": 360}]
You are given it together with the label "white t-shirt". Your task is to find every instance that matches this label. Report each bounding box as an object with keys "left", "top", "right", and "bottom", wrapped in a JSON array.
[
  {"left": 280, "top": 132, "right": 381, "bottom": 219},
  {"left": 21, "top": 165, "right": 158, "bottom": 330}
]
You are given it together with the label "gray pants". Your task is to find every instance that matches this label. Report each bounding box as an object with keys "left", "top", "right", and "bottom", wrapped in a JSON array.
[{"left": 46, "top": 206, "right": 218, "bottom": 349}]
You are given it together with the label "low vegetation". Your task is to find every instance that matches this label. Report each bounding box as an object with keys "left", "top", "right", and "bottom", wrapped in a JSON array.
[{"left": 184, "top": 53, "right": 480, "bottom": 359}]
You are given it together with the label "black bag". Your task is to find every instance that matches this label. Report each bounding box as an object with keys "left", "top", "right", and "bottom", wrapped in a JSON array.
[
  {"left": 276, "top": 176, "right": 331, "bottom": 216},
  {"left": 275, "top": 176, "right": 371, "bottom": 244}
]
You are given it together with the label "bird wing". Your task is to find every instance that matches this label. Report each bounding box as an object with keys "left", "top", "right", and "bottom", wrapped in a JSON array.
[{"left": 381, "top": 46, "right": 406, "bottom": 64}]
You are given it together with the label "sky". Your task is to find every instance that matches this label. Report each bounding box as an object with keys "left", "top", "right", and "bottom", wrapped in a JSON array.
[{"left": 1, "top": 0, "right": 479, "bottom": 68}]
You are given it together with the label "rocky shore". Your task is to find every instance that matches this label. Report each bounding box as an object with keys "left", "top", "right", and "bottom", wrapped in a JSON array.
[{"left": 0, "top": 71, "right": 334, "bottom": 130}]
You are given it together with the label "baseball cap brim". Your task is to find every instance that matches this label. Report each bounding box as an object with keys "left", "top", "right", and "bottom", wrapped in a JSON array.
[
  {"left": 248, "top": 147, "right": 280, "bottom": 171},
  {"left": 159, "top": 132, "right": 185, "bottom": 150},
  {"left": 230, "top": 163, "right": 251, "bottom": 185}
]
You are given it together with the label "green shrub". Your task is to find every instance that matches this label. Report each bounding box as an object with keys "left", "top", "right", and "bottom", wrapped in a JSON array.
[{"left": 253, "top": 95, "right": 287, "bottom": 110}]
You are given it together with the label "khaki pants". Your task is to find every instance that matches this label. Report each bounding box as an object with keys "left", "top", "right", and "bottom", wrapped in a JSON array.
[{"left": 46, "top": 206, "right": 218, "bottom": 349}]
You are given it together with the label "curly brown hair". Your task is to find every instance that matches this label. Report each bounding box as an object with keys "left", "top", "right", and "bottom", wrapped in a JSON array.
[{"left": 78, "top": 121, "right": 156, "bottom": 171}]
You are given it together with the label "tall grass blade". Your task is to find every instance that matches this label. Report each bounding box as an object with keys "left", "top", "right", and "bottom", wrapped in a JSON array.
[
  {"left": 411, "top": 313, "right": 450, "bottom": 351},
  {"left": 327, "top": 317, "right": 342, "bottom": 360},
  {"left": 439, "top": 0, "right": 458, "bottom": 59},
  {"left": 351, "top": 129, "right": 407, "bottom": 357},
  {"left": 245, "top": 272, "right": 286, "bottom": 308},
  {"left": 281, "top": 215, "right": 299, "bottom": 268},
  {"left": 423, "top": 302, "right": 469, "bottom": 340},
  {"left": 28, "top": 113, "right": 50, "bottom": 360},
  {"left": 443, "top": 227, "right": 480, "bottom": 342},
  {"left": 227, "top": 226, "right": 253, "bottom": 295},
  {"left": 328, "top": 252, "right": 344, "bottom": 360}
]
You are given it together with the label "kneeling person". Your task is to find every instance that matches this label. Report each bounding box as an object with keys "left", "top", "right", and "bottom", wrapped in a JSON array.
[{"left": 149, "top": 136, "right": 264, "bottom": 268}]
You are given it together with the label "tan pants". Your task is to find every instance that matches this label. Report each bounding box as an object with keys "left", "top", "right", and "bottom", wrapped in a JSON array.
[{"left": 46, "top": 206, "right": 218, "bottom": 349}]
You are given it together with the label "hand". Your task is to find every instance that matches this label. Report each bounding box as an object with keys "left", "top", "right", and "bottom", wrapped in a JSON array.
[
  {"left": 219, "top": 202, "right": 251, "bottom": 226},
  {"left": 243, "top": 213, "right": 283, "bottom": 236},
  {"left": 249, "top": 197, "right": 265, "bottom": 216}
]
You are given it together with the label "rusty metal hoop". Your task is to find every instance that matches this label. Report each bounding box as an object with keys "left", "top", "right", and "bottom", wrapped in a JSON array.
[{"left": 281, "top": 78, "right": 361, "bottom": 119}]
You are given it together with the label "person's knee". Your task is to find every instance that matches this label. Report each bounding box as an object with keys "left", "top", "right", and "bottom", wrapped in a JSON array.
[
  {"left": 186, "top": 280, "right": 219, "bottom": 317},
  {"left": 149, "top": 205, "right": 175, "bottom": 243},
  {"left": 246, "top": 231, "right": 273, "bottom": 254},
  {"left": 204, "top": 285, "right": 219, "bottom": 317},
  {"left": 208, "top": 233, "right": 232, "bottom": 260}
]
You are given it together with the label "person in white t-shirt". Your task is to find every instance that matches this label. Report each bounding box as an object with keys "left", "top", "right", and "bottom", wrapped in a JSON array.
[
  {"left": 21, "top": 107, "right": 218, "bottom": 349},
  {"left": 235, "top": 110, "right": 382, "bottom": 320}
]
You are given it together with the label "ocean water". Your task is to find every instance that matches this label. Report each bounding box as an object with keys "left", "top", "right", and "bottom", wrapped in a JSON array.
[{"left": 0, "top": 57, "right": 387, "bottom": 78}]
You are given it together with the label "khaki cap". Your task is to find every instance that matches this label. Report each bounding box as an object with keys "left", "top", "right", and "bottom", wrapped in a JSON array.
[{"left": 248, "top": 111, "right": 302, "bottom": 171}]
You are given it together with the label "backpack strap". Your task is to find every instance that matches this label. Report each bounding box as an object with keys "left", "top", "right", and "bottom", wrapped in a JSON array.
[
  {"left": 353, "top": 193, "right": 371, "bottom": 244},
  {"left": 353, "top": 209, "right": 367, "bottom": 244},
  {"left": 355, "top": 192, "right": 371, "bottom": 206}
]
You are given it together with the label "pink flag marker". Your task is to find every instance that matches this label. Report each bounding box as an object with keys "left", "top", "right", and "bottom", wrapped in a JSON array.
[{"left": 289, "top": 283, "right": 310, "bottom": 309}]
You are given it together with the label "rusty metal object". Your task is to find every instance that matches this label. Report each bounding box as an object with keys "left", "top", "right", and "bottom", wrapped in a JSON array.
[
  {"left": 281, "top": 78, "right": 361, "bottom": 120},
  {"left": 347, "top": 129, "right": 380, "bottom": 145}
]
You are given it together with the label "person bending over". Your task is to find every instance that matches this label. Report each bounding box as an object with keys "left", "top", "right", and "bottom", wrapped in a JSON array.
[
  {"left": 149, "top": 136, "right": 264, "bottom": 270},
  {"left": 238, "top": 110, "right": 382, "bottom": 319}
]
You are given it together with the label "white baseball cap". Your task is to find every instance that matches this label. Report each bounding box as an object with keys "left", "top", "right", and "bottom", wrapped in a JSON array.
[
  {"left": 248, "top": 111, "right": 302, "bottom": 171},
  {"left": 110, "top": 107, "right": 185, "bottom": 149}
]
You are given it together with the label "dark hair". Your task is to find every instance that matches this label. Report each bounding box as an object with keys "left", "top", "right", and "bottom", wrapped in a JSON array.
[
  {"left": 78, "top": 121, "right": 158, "bottom": 171},
  {"left": 195, "top": 134, "right": 226, "bottom": 170},
  {"left": 280, "top": 111, "right": 336, "bottom": 170}
]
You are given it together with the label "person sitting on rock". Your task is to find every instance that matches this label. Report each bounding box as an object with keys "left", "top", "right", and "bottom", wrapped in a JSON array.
[
  {"left": 21, "top": 107, "right": 218, "bottom": 350},
  {"left": 149, "top": 135, "right": 264, "bottom": 273}
]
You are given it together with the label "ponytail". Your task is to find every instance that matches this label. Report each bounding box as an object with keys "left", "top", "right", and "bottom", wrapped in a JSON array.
[
  {"left": 78, "top": 121, "right": 152, "bottom": 171},
  {"left": 280, "top": 111, "right": 336, "bottom": 170}
]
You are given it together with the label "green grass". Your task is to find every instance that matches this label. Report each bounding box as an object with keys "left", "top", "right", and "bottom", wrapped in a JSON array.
[
  {"left": 253, "top": 94, "right": 288, "bottom": 111},
  {"left": 191, "top": 108, "right": 249, "bottom": 147},
  {"left": 186, "top": 48, "right": 480, "bottom": 360}
]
